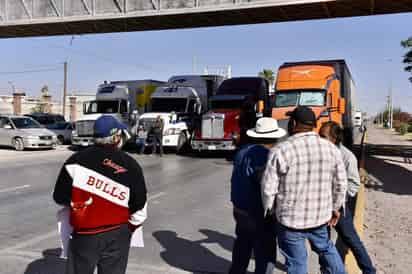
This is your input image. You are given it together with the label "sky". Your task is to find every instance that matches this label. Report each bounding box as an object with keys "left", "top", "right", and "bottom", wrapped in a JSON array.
[{"left": 0, "top": 12, "right": 412, "bottom": 115}]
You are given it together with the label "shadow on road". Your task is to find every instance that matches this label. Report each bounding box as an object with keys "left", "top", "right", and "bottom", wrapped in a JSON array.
[
  {"left": 23, "top": 248, "right": 66, "bottom": 274},
  {"left": 365, "top": 155, "right": 412, "bottom": 196},
  {"left": 197, "top": 229, "right": 234, "bottom": 253},
  {"left": 153, "top": 230, "right": 231, "bottom": 273}
]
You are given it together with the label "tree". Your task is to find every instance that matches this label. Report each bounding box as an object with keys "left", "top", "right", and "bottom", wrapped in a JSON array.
[
  {"left": 258, "top": 69, "right": 275, "bottom": 87},
  {"left": 40, "top": 85, "right": 49, "bottom": 97},
  {"left": 401, "top": 37, "right": 412, "bottom": 83},
  {"left": 31, "top": 85, "right": 49, "bottom": 113}
]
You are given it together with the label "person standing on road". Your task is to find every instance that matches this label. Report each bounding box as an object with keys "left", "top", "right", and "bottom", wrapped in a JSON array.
[
  {"left": 230, "top": 117, "right": 287, "bottom": 274},
  {"left": 319, "top": 121, "right": 376, "bottom": 274},
  {"left": 150, "top": 116, "right": 164, "bottom": 157},
  {"left": 53, "top": 115, "right": 147, "bottom": 274},
  {"left": 261, "top": 106, "right": 348, "bottom": 274},
  {"left": 135, "top": 125, "right": 147, "bottom": 155}
]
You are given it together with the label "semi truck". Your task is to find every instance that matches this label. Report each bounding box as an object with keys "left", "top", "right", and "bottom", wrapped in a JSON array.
[
  {"left": 191, "top": 77, "right": 271, "bottom": 151},
  {"left": 72, "top": 79, "right": 165, "bottom": 147},
  {"left": 272, "top": 59, "right": 355, "bottom": 147},
  {"left": 137, "top": 75, "right": 225, "bottom": 152}
]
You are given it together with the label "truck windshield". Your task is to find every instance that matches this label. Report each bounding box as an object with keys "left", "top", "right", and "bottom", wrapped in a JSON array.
[
  {"left": 274, "top": 90, "right": 326, "bottom": 107},
  {"left": 151, "top": 98, "right": 187, "bottom": 113},
  {"left": 11, "top": 118, "right": 42, "bottom": 129},
  {"left": 210, "top": 99, "right": 245, "bottom": 110},
  {"left": 84, "top": 100, "right": 119, "bottom": 114}
]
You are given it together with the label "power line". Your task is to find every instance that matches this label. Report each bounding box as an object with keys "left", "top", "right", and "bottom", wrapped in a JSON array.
[{"left": 0, "top": 67, "right": 61, "bottom": 75}]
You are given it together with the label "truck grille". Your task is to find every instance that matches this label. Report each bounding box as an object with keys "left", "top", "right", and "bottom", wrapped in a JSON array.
[
  {"left": 201, "top": 113, "right": 225, "bottom": 139},
  {"left": 39, "top": 136, "right": 52, "bottom": 140},
  {"left": 76, "top": 120, "right": 95, "bottom": 137}
]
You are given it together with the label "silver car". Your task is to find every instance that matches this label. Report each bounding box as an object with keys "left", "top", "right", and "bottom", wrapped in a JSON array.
[{"left": 0, "top": 115, "right": 57, "bottom": 151}]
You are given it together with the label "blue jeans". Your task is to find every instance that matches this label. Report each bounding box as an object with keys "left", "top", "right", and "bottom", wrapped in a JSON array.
[
  {"left": 333, "top": 199, "right": 376, "bottom": 274},
  {"left": 278, "top": 223, "right": 346, "bottom": 274},
  {"left": 136, "top": 138, "right": 146, "bottom": 154},
  {"left": 229, "top": 209, "right": 277, "bottom": 274}
]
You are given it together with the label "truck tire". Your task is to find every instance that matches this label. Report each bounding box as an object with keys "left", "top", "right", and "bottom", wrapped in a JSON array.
[
  {"left": 176, "top": 132, "right": 188, "bottom": 154},
  {"left": 57, "top": 135, "right": 65, "bottom": 145},
  {"left": 13, "top": 138, "right": 25, "bottom": 151}
]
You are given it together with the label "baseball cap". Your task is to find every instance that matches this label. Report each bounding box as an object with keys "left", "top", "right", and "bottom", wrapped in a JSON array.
[
  {"left": 286, "top": 106, "right": 317, "bottom": 127},
  {"left": 94, "top": 115, "right": 127, "bottom": 138}
]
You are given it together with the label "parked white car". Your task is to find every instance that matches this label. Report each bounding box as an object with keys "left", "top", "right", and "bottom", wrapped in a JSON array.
[{"left": 0, "top": 115, "right": 57, "bottom": 151}]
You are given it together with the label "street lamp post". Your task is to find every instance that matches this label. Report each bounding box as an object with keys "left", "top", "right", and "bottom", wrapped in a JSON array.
[{"left": 386, "top": 59, "right": 394, "bottom": 129}]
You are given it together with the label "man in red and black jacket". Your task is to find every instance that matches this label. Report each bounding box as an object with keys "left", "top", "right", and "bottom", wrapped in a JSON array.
[{"left": 53, "top": 115, "right": 147, "bottom": 274}]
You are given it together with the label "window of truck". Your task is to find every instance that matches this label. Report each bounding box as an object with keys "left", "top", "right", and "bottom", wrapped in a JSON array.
[
  {"left": 274, "top": 90, "right": 325, "bottom": 107},
  {"left": 151, "top": 98, "right": 188, "bottom": 113},
  {"left": 84, "top": 100, "right": 119, "bottom": 114}
]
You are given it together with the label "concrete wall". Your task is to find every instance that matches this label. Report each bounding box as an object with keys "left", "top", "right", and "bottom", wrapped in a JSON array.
[{"left": 0, "top": 93, "right": 94, "bottom": 121}]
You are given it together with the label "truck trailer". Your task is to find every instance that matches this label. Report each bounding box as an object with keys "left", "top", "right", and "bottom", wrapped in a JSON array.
[
  {"left": 72, "top": 79, "right": 165, "bottom": 147},
  {"left": 272, "top": 59, "right": 356, "bottom": 147}
]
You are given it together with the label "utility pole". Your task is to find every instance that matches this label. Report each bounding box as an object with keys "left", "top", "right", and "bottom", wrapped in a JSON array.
[
  {"left": 192, "top": 56, "right": 197, "bottom": 74},
  {"left": 63, "top": 61, "right": 68, "bottom": 118}
]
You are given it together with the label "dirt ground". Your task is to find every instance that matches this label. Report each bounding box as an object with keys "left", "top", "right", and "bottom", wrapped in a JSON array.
[{"left": 363, "top": 126, "right": 412, "bottom": 274}]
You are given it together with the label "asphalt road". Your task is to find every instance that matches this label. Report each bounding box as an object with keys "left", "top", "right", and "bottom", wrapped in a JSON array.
[
  {"left": 0, "top": 148, "right": 243, "bottom": 274},
  {"left": 0, "top": 144, "right": 349, "bottom": 274}
]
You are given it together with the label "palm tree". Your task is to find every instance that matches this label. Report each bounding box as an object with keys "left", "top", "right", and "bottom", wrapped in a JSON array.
[
  {"left": 401, "top": 37, "right": 412, "bottom": 83},
  {"left": 258, "top": 69, "right": 275, "bottom": 88}
]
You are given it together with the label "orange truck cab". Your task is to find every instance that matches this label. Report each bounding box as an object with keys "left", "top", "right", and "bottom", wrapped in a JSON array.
[{"left": 272, "top": 60, "right": 355, "bottom": 147}]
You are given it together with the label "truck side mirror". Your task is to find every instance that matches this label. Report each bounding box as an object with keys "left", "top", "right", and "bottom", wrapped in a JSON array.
[
  {"left": 4, "top": 124, "right": 12, "bottom": 129},
  {"left": 195, "top": 103, "right": 202, "bottom": 115},
  {"left": 338, "top": 98, "right": 346, "bottom": 115}
]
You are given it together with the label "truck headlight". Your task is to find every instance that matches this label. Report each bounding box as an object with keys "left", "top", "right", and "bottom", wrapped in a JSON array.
[
  {"left": 72, "top": 130, "right": 77, "bottom": 137},
  {"left": 164, "top": 128, "right": 182, "bottom": 136}
]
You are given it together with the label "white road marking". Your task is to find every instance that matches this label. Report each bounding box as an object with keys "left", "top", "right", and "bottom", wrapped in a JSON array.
[
  {"left": 0, "top": 230, "right": 57, "bottom": 253},
  {"left": 0, "top": 192, "right": 165, "bottom": 253},
  {"left": 0, "top": 185, "right": 30, "bottom": 194}
]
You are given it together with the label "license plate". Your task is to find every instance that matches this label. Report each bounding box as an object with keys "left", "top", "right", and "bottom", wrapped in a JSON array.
[
  {"left": 208, "top": 145, "right": 216, "bottom": 150},
  {"left": 45, "top": 141, "right": 52, "bottom": 145}
]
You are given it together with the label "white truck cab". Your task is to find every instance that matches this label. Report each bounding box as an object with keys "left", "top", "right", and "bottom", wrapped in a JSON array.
[
  {"left": 354, "top": 111, "right": 363, "bottom": 127},
  {"left": 72, "top": 83, "right": 130, "bottom": 146},
  {"left": 72, "top": 80, "right": 164, "bottom": 147},
  {"left": 138, "top": 86, "right": 201, "bottom": 151}
]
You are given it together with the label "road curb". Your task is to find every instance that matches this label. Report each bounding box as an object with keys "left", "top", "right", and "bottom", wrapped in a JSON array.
[{"left": 344, "top": 131, "right": 368, "bottom": 274}]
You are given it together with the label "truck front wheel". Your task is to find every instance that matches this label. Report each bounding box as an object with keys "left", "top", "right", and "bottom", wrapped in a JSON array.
[{"left": 176, "top": 132, "right": 188, "bottom": 154}]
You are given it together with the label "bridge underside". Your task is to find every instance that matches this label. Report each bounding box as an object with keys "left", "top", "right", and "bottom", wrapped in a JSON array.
[{"left": 1, "top": 0, "right": 412, "bottom": 38}]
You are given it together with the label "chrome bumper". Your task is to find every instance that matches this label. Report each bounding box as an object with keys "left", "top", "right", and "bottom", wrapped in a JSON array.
[
  {"left": 72, "top": 136, "right": 94, "bottom": 146},
  {"left": 191, "top": 140, "right": 236, "bottom": 151}
]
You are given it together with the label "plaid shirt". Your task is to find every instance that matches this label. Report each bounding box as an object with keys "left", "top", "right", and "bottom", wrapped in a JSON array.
[{"left": 261, "top": 132, "right": 347, "bottom": 229}]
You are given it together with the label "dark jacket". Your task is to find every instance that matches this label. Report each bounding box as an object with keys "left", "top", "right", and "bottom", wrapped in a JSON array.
[{"left": 53, "top": 146, "right": 147, "bottom": 234}]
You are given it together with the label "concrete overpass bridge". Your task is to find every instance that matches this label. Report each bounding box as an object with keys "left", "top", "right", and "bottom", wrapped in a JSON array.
[{"left": 0, "top": 0, "right": 412, "bottom": 38}]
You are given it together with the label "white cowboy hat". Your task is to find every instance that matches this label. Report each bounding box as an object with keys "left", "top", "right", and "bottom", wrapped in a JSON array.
[{"left": 247, "top": 117, "right": 287, "bottom": 139}]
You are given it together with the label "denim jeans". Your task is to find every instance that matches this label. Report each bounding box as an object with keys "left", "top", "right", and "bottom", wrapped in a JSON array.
[
  {"left": 278, "top": 223, "right": 346, "bottom": 274},
  {"left": 333, "top": 199, "right": 376, "bottom": 274},
  {"left": 136, "top": 138, "right": 146, "bottom": 154},
  {"left": 229, "top": 209, "right": 277, "bottom": 274}
]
